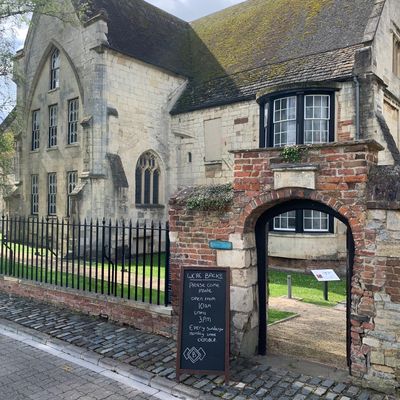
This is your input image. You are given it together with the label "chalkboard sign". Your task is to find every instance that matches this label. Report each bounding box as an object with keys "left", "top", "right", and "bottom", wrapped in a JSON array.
[{"left": 176, "top": 266, "right": 230, "bottom": 381}]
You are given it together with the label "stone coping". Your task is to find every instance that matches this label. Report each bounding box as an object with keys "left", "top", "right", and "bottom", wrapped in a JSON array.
[
  {"left": 229, "top": 140, "right": 384, "bottom": 154},
  {"left": 270, "top": 163, "right": 320, "bottom": 171}
]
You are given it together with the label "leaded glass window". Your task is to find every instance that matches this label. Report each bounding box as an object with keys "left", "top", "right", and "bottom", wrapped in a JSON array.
[{"left": 135, "top": 152, "right": 161, "bottom": 205}]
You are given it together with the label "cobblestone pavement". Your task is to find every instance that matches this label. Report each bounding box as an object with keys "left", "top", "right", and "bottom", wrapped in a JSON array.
[
  {"left": 0, "top": 292, "right": 396, "bottom": 400},
  {"left": 0, "top": 334, "right": 160, "bottom": 400}
]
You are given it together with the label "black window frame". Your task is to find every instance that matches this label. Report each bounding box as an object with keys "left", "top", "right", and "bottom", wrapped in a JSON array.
[
  {"left": 31, "top": 174, "right": 39, "bottom": 215},
  {"left": 135, "top": 152, "right": 162, "bottom": 206},
  {"left": 31, "top": 109, "right": 40, "bottom": 150},
  {"left": 67, "top": 98, "right": 79, "bottom": 144},
  {"left": 66, "top": 170, "right": 78, "bottom": 217},
  {"left": 50, "top": 48, "right": 60, "bottom": 90},
  {"left": 47, "top": 172, "right": 57, "bottom": 216},
  {"left": 48, "top": 104, "right": 58, "bottom": 148},
  {"left": 259, "top": 89, "right": 336, "bottom": 148},
  {"left": 270, "top": 210, "right": 334, "bottom": 234}
]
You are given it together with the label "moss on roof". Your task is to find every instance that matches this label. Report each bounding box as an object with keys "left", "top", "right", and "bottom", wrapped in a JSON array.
[
  {"left": 189, "top": 0, "right": 376, "bottom": 83},
  {"left": 74, "top": 0, "right": 382, "bottom": 113}
]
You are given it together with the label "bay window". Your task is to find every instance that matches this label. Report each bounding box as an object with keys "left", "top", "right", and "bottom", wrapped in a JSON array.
[{"left": 260, "top": 89, "right": 335, "bottom": 147}]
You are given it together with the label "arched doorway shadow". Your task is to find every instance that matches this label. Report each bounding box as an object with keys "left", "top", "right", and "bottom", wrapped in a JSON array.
[{"left": 255, "top": 199, "right": 355, "bottom": 373}]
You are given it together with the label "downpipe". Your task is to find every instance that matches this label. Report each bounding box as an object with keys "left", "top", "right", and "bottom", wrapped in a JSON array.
[{"left": 354, "top": 76, "right": 361, "bottom": 140}]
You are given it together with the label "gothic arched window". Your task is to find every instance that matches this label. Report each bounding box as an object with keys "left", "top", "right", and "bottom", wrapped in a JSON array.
[
  {"left": 135, "top": 152, "right": 161, "bottom": 205},
  {"left": 50, "top": 48, "right": 60, "bottom": 90}
]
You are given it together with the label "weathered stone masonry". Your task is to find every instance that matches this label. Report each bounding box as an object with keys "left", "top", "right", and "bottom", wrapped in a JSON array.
[{"left": 169, "top": 140, "right": 399, "bottom": 394}]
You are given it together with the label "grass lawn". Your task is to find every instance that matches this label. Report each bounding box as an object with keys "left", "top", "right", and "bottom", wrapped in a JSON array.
[
  {"left": 1, "top": 238, "right": 167, "bottom": 281},
  {"left": 268, "top": 308, "right": 297, "bottom": 325},
  {"left": 1, "top": 260, "right": 166, "bottom": 305},
  {"left": 268, "top": 269, "right": 346, "bottom": 307},
  {"left": 117, "top": 253, "right": 166, "bottom": 279}
]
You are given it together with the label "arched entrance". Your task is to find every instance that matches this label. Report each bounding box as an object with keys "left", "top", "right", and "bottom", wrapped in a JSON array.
[
  {"left": 255, "top": 199, "right": 354, "bottom": 372},
  {"left": 169, "top": 141, "right": 400, "bottom": 392}
]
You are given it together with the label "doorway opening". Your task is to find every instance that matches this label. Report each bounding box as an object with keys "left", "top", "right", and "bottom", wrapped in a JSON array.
[{"left": 255, "top": 199, "right": 354, "bottom": 373}]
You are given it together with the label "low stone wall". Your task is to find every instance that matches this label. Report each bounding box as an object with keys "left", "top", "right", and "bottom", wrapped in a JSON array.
[
  {"left": 268, "top": 257, "right": 347, "bottom": 275},
  {"left": 0, "top": 276, "right": 173, "bottom": 338}
]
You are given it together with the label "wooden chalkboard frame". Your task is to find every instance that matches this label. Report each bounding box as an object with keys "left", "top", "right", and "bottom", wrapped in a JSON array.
[{"left": 176, "top": 266, "right": 230, "bottom": 383}]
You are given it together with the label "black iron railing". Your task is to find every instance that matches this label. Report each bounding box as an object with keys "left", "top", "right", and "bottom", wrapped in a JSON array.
[{"left": 0, "top": 216, "right": 171, "bottom": 306}]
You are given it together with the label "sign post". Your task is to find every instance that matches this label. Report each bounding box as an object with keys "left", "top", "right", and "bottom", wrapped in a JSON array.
[
  {"left": 176, "top": 266, "right": 230, "bottom": 383},
  {"left": 311, "top": 269, "right": 340, "bottom": 301}
]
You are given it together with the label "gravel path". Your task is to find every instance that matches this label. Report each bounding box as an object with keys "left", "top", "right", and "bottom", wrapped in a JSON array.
[{"left": 268, "top": 297, "right": 347, "bottom": 369}]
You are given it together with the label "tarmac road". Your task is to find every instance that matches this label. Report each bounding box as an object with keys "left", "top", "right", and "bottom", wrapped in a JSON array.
[{"left": 0, "top": 333, "right": 176, "bottom": 400}]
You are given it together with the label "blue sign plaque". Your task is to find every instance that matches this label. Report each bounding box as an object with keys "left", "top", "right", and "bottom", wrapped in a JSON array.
[{"left": 209, "top": 240, "right": 233, "bottom": 250}]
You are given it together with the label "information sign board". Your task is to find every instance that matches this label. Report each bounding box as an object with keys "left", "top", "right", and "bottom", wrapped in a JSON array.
[
  {"left": 311, "top": 269, "right": 340, "bottom": 282},
  {"left": 176, "top": 267, "right": 230, "bottom": 382}
]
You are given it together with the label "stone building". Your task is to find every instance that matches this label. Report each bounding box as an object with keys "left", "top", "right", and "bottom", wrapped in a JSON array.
[
  {"left": 5, "top": 0, "right": 400, "bottom": 392},
  {"left": 10, "top": 0, "right": 400, "bottom": 271}
]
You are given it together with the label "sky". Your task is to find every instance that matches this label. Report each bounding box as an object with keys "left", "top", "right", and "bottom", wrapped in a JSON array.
[
  {"left": 15, "top": 0, "right": 245, "bottom": 48},
  {"left": 144, "top": 0, "right": 243, "bottom": 21},
  {"left": 0, "top": 0, "right": 244, "bottom": 122}
]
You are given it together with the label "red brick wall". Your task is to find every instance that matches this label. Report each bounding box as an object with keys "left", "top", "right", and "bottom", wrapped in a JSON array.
[
  {"left": 169, "top": 140, "right": 388, "bottom": 379},
  {"left": 386, "top": 259, "right": 400, "bottom": 303},
  {"left": 0, "top": 277, "right": 173, "bottom": 338}
]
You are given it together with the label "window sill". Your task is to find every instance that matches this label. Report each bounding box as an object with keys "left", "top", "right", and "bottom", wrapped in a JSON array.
[
  {"left": 48, "top": 87, "right": 59, "bottom": 94},
  {"left": 269, "top": 231, "right": 335, "bottom": 237},
  {"left": 65, "top": 143, "right": 80, "bottom": 149},
  {"left": 135, "top": 204, "right": 165, "bottom": 210},
  {"left": 204, "top": 161, "right": 222, "bottom": 166},
  {"left": 30, "top": 149, "right": 40, "bottom": 154},
  {"left": 47, "top": 146, "right": 59, "bottom": 152}
]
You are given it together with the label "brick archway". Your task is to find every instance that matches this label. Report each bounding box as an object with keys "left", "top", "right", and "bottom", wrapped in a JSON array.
[
  {"left": 236, "top": 188, "right": 357, "bottom": 234},
  {"left": 169, "top": 141, "right": 399, "bottom": 390}
]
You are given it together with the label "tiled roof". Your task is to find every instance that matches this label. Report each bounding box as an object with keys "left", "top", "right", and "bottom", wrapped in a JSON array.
[
  {"left": 172, "top": 44, "right": 362, "bottom": 114},
  {"left": 79, "top": 0, "right": 384, "bottom": 114},
  {"left": 83, "top": 0, "right": 192, "bottom": 77},
  {"left": 106, "top": 153, "right": 129, "bottom": 188}
]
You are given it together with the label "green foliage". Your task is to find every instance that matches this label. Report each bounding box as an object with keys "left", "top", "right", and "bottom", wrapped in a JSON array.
[
  {"left": 0, "top": 130, "right": 15, "bottom": 192},
  {"left": 186, "top": 183, "right": 233, "bottom": 211},
  {"left": 280, "top": 145, "right": 306, "bottom": 163},
  {"left": 0, "top": 1, "right": 90, "bottom": 22}
]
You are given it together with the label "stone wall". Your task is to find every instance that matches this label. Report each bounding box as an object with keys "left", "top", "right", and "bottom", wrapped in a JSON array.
[
  {"left": 104, "top": 50, "right": 186, "bottom": 222},
  {"left": 169, "top": 140, "right": 399, "bottom": 394},
  {"left": 170, "top": 81, "right": 357, "bottom": 189},
  {"left": 373, "top": 0, "right": 400, "bottom": 101},
  {"left": 268, "top": 219, "right": 347, "bottom": 262}
]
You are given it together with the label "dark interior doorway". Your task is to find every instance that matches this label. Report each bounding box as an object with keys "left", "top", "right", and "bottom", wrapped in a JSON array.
[{"left": 255, "top": 199, "right": 355, "bottom": 373}]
